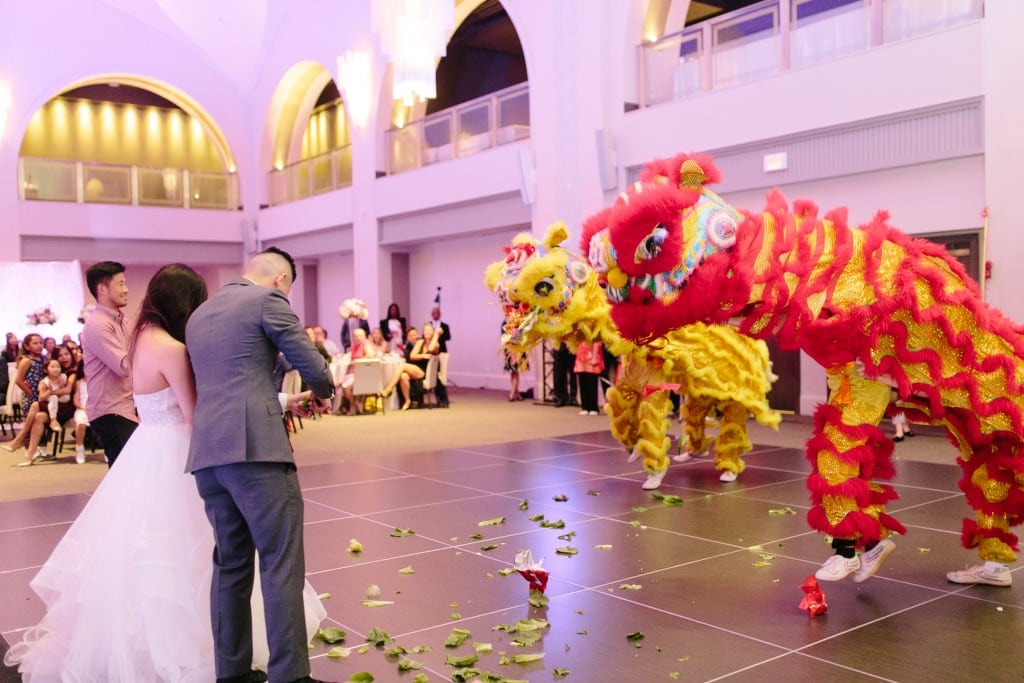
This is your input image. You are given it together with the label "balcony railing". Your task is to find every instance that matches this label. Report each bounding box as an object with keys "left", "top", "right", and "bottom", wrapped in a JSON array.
[
  {"left": 267, "top": 144, "right": 352, "bottom": 207},
  {"left": 638, "top": 0, "right": 983, "bottom": 107},
  {"left": 19, "top": 157, "right": 238, "bottom": 210},
  {"left": 386, "top": 81, "right": 530, "bottom": 174}
]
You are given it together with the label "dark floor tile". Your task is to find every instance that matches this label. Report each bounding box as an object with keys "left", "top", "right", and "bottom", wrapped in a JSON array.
[
  {"left": 719, "top": 652, "right": 889, "bottom": 682},
  {"left": 302, "top": 476, "right": 486, "bottom": 515},
  {"left": 0, "top": 567, "right": 44, "bottom": 633},
  {"left": 621, "top": 491, "right": 817, "bottom": 548},
  {"left": 298, "top": 460, "right": 414, "bottom": 488},
  {"left": 303, "top": 516, "right": 448, "bottom": 573},
  {"left": 460, "top": 439, "right": 611, "bottom": 461},
  {"left": 364, "top": 495, "right": 597, "bottom": 545},
  {"left": 448, "top": 517, "right": 733, "bottom": 589},
  {"left": 611, "top": 548, "right": 944, "bottom": 650},
  {"left": 728, "top": 476, "right": 960, "bottom": 516},
  {"left": 0, "top": 494, "right": 91, "bottom": 532},
  {"left": 802, "top": 592, "right": 1024, "bottom": 683},
  {"left": 422, "top": 459, "right": 607, "bottom": 495},
  {"left": 346, "top": 448, "right": 507, "bottom": 475},
  {"left": 890, "top": 492, "right": 983, "bottom": 534},
  {"left": 547, "top": 431, "right": 624, "bottom": 449},
  {"left": 302, "top": 498, "right": 354, "bottom": 524},
  {"left": 509, "top": 475, "right": 706, "bottom": 518},
  {"left": 537, "top": 447, "right": 649, "bottom": 476},
  {"left": 0, "top": 524, "right": 70, "bottom": 572}
]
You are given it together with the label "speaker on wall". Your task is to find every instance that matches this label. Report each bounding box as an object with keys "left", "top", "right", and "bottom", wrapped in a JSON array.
[{"left": 595, "top": 127, "right": 618, "bottom": 191}]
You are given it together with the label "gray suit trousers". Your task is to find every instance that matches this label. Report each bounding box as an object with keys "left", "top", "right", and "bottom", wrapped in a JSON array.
[{"left": 195, "top": 462, "right": 308, "bottom": 683}]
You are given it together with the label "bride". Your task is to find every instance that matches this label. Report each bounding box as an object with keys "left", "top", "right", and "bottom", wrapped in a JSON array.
[{"left": 5, "top": 263, "right": 326, "bottom": 682}]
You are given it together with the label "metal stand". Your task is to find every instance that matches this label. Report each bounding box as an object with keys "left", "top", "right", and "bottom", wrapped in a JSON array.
[{"left": 536, "top": 340, "right": 558, "bottom": 405}]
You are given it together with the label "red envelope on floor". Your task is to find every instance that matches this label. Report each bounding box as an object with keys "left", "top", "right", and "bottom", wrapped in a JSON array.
[{"left": 798, "top": 576, "right": 827, "bottom": 617}]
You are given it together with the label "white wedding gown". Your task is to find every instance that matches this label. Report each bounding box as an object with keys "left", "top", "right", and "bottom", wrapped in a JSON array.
[{"left": 5, "top": 387, "right": 327, "bottom": 683}]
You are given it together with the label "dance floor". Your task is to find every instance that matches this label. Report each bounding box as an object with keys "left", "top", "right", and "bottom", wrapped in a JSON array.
[{"left": 1, "top": 429, "right": 1020, "bottom": 682}]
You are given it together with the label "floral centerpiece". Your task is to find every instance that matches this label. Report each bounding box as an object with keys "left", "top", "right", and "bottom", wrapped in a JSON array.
[{"left": 27, "top": 305, "right": 58, "bottom": 326}]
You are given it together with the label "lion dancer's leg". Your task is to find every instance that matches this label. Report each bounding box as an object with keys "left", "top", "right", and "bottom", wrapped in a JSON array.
[
  {"left": 606, "top": 383, "right": 641, "bottom": 460},
  {"left": 712, "top": 401, "right": 750, "bottom": 483},
  {"left": 633, "top": 390, "right": 672, "bottom": 490},
  {"left": 808, "top": 365, "right": 905, "bottom": 583},
  {"left": 946, "top": 429, "right": 1023, "bottom": 586},
  {"left": 674, "top": 394, "right": 715, "bottom": 464}
]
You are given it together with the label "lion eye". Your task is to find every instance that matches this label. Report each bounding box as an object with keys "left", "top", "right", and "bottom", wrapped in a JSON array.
[
  {"left": 534, "top": 278, "right": 555, "bottom": 297},
  {"left": 634, "top": 224, "right": 669, "bottom": 263}
]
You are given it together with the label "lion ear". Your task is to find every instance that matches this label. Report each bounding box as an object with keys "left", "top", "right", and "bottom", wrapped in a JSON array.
[
  {"left": 543, "top": 221, "right": 570, "bottom": 250},
  {"left": 484, "top": 261, "right": 505, "bottom": 289}
]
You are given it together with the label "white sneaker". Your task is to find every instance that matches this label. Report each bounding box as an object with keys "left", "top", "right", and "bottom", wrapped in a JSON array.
[
  {"left": 578, "top": 410, "right": 589, "bottom": 416},
  {"left": 75, "top": 446, "right": 86, "bottom": 464},
  {"left": 947, "top": 561, "right": 1012, "bottom": 587},
  {"left": 588, "top": 410, "right": 600, "bottom": 416},
  {"left": 853, "top": 538, "right": 896, "bottom": 583},
  {"left": 718, "top": 470, "right": 738, "bottom": 482},
  {"left": 641, "top": 469, "right": 667, "bottom": 490},
  {"left": 815, "top": 554, "right": 861, "bottom": 582}
]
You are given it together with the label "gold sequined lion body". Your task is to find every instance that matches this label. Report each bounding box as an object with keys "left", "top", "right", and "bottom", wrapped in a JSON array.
[{"left": 485, "top": 222, "right": 780, "bottom": 489}]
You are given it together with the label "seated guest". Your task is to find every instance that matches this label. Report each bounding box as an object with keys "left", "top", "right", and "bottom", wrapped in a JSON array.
[
  {"left": 382, "top": 327, "right": 428, "bottom": 410},
  {"left": 305, "top": 326, "right": 331, "bottom": 362},
  {"left": 14, "top": 352, "right": 77, "bottom": 466},
  {"left": 338, "top": 328, "right": 376, "bottom": 415},
  {"left": 368, "top": 327, "right": 390, "bottom": 356},
  {"left": 314, "top": 325, "right": 341, "bottom": 358},
  {"left": 0, "top": 331, "right": 17, "bottom": 403},
  {"left": 380, "top": 303, "right": 406, "bottom": 353},
  {"left": 42, "top": 337, "right": 57, "bottom": 360},
  {"left": 70, "top": 369, "right": 89, "bottom": 464}
]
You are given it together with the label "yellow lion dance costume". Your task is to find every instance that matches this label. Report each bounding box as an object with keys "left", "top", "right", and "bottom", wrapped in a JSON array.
[
  {"left": 585, "top": 151, "right": 1024, "bottom": 586},
  {"left": 485, "top": 222, "right": 780, "bottom": 489}
]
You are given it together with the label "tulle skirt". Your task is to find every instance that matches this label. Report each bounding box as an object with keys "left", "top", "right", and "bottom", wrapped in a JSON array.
[{"left": 5, "top": 421, "right": 325, "bottom": 683}]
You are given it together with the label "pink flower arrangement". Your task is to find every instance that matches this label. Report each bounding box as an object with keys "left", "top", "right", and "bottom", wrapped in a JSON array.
[{"left": 26, "top": 305, "right": 58, "bottom": 326}]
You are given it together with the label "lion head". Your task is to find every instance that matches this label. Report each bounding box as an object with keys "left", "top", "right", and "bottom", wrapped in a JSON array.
[
  {"left": 581, "top": 153, "right": 750, "bottom": 342},
  {"left": 485, "top": 222, "right": 605, "bottom": 350}
]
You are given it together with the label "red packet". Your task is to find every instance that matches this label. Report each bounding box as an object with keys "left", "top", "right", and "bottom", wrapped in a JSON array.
[
  {"left": 798, "top": 576, "right": 827, "bottom": 617},
  {"left": 514, "top": 549, "right": 550, "bottom": 593}
]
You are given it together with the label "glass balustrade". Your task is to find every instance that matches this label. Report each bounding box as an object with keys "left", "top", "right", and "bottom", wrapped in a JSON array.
[
  {"left": 267, "top": 145, "right": 353, "bottom": 206},
  {"left": 638, "top": 0, "right": 982, "bottom": 107},
  {"left": 19, "top": 156, "right": 237, "bottom": 210},
  {"left": 386, "top": 81, "right": 530, "bottom": 174}
]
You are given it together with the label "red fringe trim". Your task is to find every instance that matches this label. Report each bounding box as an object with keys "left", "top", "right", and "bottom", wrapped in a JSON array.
[{"left": 961, "top": 519, "right": 1020, "bottom": 552}]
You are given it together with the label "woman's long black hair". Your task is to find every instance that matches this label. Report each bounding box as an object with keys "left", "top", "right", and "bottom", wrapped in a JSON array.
[{"left": 131, "top": 263, "right": 208, "bottom": 347}]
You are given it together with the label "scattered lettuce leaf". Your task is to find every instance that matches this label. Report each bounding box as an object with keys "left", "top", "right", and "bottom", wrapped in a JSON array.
[
  {"left": 365, "top": 584, "right": 381, "bottom": 598},
  {"left": 519, "top": 499, "right": 529, "bottom": 510},
  {"left": 347, "top": 538, "right": 363, "bottom": 553},
  {"left": 470, "top": 532, "right": 484, "bottom": 540},
  {"left": 361, "top": 599, "right": 395, "bottom": 607},
  {"left": 480, "top": 544, "right": 500, "bottom": 551},
  {"left": 510, "top": 653, "right": 545, "bottom": 663},
  {"left": 398, "top": 658, "right": 424, "bottom": 671},
  {"left": 540, "top": 519, "right": 566, "bottom": 529},
  {"left": 528, "top": 513, "right": 545, "bottom": 522},
  {"left": 346, "top": 674, "right": 374, "bottom": 683},
  {"left": 473, "top": 642, "right": 493, "bottom": 653},
  {"left": 398, "top": 565, "right": 415, "bottom": 574},
  {"left": 557, "top": 531, "right": 576, "bottom": 541},
  {"left": 365, "top": 627, "right": 393, "bottom": 647},
  {"left": 325, "top": 646, "right": 351, "bottom": 659},
  {"left": 445, "top": 653, "right": 479, "bottom": 667},
  {"left": 528, "top": 589, "right": 549, "bottom": 608},
  {"left": 497, "top": 567, "right": 516, "bottom": 576},
  {"left": 390, "top": 527, "right": 416, "bottom": 537},
  {"left": 594, "top": 544, "right": 612, "bottom": 550},
  {"left": 317, "top": 627, "right": 347, "bottom": 644},
  {"left": 555, "top": 546, "right": 578, "bottom": 556},
  {"left": 451, "top": 612, "right": 462, "bottom": 620},
  {"left": 768, "top": 506, "right": 795, "bottom": 516},
  {"left": 444, "top": 628, "right": 472, "bottom": 648},
  {"left": 554, "top": 668, "right": 570, "bottom": 678},
  {"left": 412, "top": 674, "right": 429, "bottom": 683},
  {"left": 650, "top": 492, "right": 683, "bottom": 505},
  {"left": 317, "top": 592, "right": 331, "bottom": 600},
  {"left": 626, "top": 631, "right": 645, "bottom": 642},
  {"left": 586, "top": 490, "right": 601, "bottom": 496},
  {"left": 553, "top": 494, "right": 569, "bottom": 502},
  {"left": 479, "top": 517, "right": 506, "bottom": 526},
  {"left": 618, "top": 583, "right": 642, "bottom": 591}
]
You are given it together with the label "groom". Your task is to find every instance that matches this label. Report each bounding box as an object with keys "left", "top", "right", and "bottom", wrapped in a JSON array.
[{"left": 186, "top": 247, "right": 335, "bottom": 683}]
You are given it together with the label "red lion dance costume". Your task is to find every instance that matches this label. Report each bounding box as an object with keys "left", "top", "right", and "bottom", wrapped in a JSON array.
[{"left": 582, "top": 152, "right": 1024, "bottom": 586}]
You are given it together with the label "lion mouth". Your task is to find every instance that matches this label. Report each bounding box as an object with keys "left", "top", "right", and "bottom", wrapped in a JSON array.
[{"left": 501, "top": 307, "right": 539, "bottom": 347}]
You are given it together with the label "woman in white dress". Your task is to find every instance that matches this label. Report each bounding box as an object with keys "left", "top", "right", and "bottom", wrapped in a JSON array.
[{"left": 4, "top": 263, "right": 326, "bottom": 682}]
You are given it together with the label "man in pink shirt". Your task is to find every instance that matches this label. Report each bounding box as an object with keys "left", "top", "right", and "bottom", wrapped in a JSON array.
[{"left": 80, "top": 261, "right": 138, "bottom": 467}]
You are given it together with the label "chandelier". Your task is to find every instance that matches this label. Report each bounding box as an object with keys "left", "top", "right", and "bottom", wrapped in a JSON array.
[{"left": 371, "top": 0, "right": 454, "bottom": 105}]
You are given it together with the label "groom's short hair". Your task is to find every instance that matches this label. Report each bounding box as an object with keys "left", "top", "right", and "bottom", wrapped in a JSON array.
[{"left": 261, "top": 247, "right": 296, "bottom": 282}]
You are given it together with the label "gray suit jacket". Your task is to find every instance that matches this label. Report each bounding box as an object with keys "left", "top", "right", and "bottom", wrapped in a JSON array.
[{"left": 185, "top": 277, "right": 332, "bottom": 473}]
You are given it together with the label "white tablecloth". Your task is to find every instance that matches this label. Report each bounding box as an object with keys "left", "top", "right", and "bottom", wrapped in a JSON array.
[{"left": 330, "top": 355, "right": 402, "bottom": 411}]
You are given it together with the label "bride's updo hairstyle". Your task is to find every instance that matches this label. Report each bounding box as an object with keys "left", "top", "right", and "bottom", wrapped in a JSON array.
[{"left": 134, "top": 263, "right": 208, "bottom": 345}]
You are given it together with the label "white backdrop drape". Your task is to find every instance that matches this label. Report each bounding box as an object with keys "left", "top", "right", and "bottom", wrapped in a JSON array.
[{"left": 0, "top": 261, "right": 85, "bottom": 342}]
